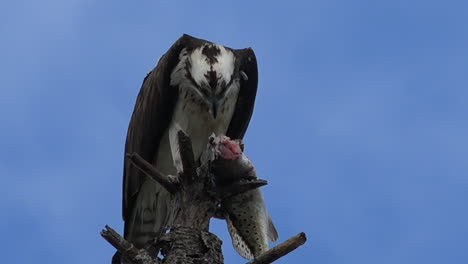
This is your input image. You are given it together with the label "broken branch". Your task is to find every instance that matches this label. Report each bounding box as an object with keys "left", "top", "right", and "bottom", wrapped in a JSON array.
[
  {"left": 126, "top": 152, "right": 178, "bottom": 194},
  {"left": 101, "top": 225, "right": 160, "bottom": 264},
  {"left": 177, "top": 130, "right": 197, "bottom": 181},
  {"left": 246, "top": 232, "right": 307, "bottom": 264}
]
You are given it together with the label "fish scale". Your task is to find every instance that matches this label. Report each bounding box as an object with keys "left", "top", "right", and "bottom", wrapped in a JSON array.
[{"left": 223, "top": 187, "right": 270, "bottom": 259}]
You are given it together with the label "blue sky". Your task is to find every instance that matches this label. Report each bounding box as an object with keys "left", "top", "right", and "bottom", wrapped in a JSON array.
[{"left": 1, "top": 0, "right": 468, "bottom": 263}]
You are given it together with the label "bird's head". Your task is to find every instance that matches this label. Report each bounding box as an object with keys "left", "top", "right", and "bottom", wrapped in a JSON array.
[{"left": 184, "top": 44, "right": 239, "bottom": 119}]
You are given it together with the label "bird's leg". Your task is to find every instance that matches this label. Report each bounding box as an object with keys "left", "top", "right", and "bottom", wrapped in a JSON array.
[
  {"left": 168, "top": 122, "right": 185, "bottom": 174},
  {"left": 166, "top": 174, "right": 180, "bottom": 185}
]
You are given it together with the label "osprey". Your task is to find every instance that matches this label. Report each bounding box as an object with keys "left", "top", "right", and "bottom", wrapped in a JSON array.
[{"left": 119, "top": 35, "right": 276, "bottom": 261}]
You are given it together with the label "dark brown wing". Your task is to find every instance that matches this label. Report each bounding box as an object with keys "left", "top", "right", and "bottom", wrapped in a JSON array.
[
  {"left": 122, "top": 35, "right": 207, "bottom": 229},
  {"left": 227, "top": 48, "right": 258, "bottom": 139}
]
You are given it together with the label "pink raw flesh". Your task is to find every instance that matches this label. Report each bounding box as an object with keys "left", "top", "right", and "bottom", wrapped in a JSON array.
[{"left": 219, "top": 137, "right": 242, "bottom": 160}]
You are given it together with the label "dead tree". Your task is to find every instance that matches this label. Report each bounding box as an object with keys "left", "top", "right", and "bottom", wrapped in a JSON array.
[{"left": 101, "top": 131, "right": 306, "bottom": 263}]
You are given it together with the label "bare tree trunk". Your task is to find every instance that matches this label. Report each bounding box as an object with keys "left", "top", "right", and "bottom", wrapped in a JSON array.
[{"left": 101, "top": 131, "right": 306, "bottom": 263}]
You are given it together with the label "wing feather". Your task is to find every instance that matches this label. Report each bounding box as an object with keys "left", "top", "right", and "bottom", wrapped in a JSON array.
[
  {"left": 122, "top": 35, "right": 205, "bottom": 235},
  {"left": 226, "top": 48, "right": 258, "bottom": 139}
]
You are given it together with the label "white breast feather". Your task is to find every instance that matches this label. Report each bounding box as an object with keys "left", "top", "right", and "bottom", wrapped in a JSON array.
[
  {"left": 161, "top": 45, "right": 240, "bottom": 175},
  {"left": 188, "top": 47, "right": 212, "bottom": 87}
]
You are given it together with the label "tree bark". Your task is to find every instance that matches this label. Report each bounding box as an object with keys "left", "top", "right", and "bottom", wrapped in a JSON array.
[{"left": 102, "top": 131, "right": 306, "bottom": 263}]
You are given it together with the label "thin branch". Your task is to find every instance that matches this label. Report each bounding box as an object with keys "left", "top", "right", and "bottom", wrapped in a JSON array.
[
  {"left": 246, "top": 232, "right": 307, "bottom": 264},
  {"left": 177, "top": 130, "right": 197, "bottom": 179},
  {"left": 126, "top": 152, "right": 178, "bottom": 194},
  {"left": 101, "top": 225, "right": 160, "bottom": 264},
  {"left": 104, "top": 132, "right": 306, "bottom": 263}
]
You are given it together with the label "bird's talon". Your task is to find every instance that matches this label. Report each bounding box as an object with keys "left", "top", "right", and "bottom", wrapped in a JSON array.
[{"left": 167, "top": 174, "right": 180, "bottom": 184}]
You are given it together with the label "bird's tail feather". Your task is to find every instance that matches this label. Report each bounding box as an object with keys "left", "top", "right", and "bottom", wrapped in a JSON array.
[{"left": 124, "top": 179, "right": 170, "bottom": 249}]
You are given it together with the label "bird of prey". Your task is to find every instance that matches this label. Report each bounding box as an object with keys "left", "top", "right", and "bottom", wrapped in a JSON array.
[{"left": 120, "top": 34, "right": 277, "bottom": 260}]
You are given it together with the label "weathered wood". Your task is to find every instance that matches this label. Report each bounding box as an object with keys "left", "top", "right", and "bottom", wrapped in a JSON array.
[
  {"left": 102, "top": 132, "right": 306, "bottom": 264},
  {"left": 246, "top": 232, "right": 307, "bottom": 264},
  {"left": 101, "top": 225, "right": 160, "bottom": 264},
  {"left": 160, "top": 227, "right": 224, "bottom": 264},
  {"left": 177, "top": 130, "right": 197, "bottom": 182},
  {"left": 126, "top": 153, "right": 179, "bottom": 194}
]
